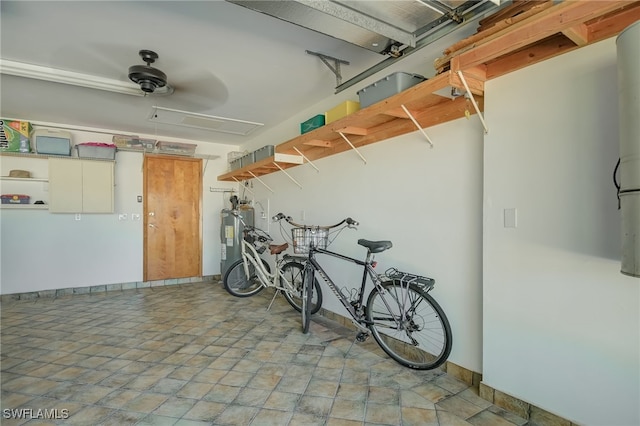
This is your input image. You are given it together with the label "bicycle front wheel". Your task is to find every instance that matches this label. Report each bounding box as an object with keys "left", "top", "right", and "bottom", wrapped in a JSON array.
[
  {"left": 280, "top": 261, "right": 323, "bottom": 314},
  {"left": 223, "top": 259, "right": 269, "bottom": 297},
  {"left": 366, "top": 281, "right": 452, "bottom": 370}
]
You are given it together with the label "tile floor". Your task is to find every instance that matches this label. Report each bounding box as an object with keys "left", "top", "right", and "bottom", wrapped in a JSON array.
[{"left": 1, "top": 281, "right": 529, "bottom": 425}]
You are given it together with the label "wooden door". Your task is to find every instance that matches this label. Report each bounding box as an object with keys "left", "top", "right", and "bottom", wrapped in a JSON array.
[{"left": 144, "top": 155, "right": 202, "bottom": 281}]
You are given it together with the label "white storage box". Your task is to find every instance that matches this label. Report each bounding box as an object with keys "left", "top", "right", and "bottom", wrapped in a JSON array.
[{"left": 34, "top": 129, "right": 72, "bottom": 156}]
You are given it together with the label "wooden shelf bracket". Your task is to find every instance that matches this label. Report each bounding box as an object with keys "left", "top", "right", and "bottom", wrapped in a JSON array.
[
  {"left": 401, "top": 104, "right": 434, "bottom": 148},
  {"left": 293, "top": 147, "right": 320, "bottom": 172},
  {"left": 457, "top": 70, "right": 488, "bottom": 134},
  {"left": 273, "top": 162, "right": 303, "bottom": 189},
  {"left": 338, "top": 132, "right": 367, "bottom": 164},
  {"left": 248, "top": 172, "right": 275, "bottom": 193}
]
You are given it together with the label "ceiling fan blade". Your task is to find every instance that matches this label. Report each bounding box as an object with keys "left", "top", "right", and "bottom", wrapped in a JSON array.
[{"left": 159, "top": 71, "right": 229, "bottom": 112}]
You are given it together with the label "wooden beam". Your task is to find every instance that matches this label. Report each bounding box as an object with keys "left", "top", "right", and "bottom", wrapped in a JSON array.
[
  {"left": 586, "top": 1, "right": 640, "bottom": 42},
  {"left": 562, "top": 23, "right": 589, "bottom": 46},
  {"left": 484, "top": 33, "right": 577, "bottom": 80},
  {"left": 451, "top": 0, "right": 631, "bottom": 72}
]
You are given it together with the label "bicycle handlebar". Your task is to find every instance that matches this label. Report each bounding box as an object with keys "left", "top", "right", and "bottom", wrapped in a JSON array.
[{"left": 273, "top": 212, "right": 359, "bottom": 229}]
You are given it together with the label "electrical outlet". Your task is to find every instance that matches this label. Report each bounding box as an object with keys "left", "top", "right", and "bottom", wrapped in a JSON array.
[
  {"left": 132, "top": 214, "right": 141, "bottom": 221},
  {"left": 119, "top": 213, "right": 128, "bottom": 221},
  {"left": 75, "top": 214, "right": 81, "bottom": 221}
]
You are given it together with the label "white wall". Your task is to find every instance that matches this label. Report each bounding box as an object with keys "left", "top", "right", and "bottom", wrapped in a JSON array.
[
  {"left": 0, "top": 126, "right": 239, "bottom": 294},
  {"left": 235, "top": 31, "right": 488, "bottom": 374},
  {"left": 244, "top": 120, "right": 485, "bottom": 373},
  {"left": 483, "top": 38, "right": 639, "bottom": 425}
]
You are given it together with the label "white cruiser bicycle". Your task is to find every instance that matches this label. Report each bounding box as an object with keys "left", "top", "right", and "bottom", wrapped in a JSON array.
[{"left": 222, "top": 211, "right": 323, "bottom": 313}]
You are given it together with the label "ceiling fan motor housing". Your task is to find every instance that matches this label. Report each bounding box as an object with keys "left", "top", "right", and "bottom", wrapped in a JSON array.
[{"left": 128, "top": 50, "right": 167, "bottom": 93}]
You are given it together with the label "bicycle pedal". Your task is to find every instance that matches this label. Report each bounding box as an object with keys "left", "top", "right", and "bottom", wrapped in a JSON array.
[{"left": 356, "top": 332, "right": 369, "bottom": 342}]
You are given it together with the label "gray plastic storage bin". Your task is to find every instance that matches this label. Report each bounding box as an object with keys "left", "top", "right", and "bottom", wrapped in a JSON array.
[
  {"left": 253, "top": 145, "right": 274, "bottom": 162},
  {"left": 357, "top": 72, "right": 426, "bottom": 108},
  {"left": 75, "top": 144, "right": 116, "bottom": 160},
  {"left": 240, "top": 152, "right": 255, "bottom": 168}
]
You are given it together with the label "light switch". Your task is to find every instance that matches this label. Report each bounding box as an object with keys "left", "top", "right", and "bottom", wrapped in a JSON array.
[{"left": 504, "top": 208, "right": 517, "bottom": 228}]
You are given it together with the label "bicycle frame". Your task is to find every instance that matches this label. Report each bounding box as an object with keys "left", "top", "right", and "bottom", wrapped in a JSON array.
[
  {"left": 238, "top": 229, "right": 300, "bottom": 294},
  {"left": 306, "top": 246, "right": 386, "bottom": 332}
]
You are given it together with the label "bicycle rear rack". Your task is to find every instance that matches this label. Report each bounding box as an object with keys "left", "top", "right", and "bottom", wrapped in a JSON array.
[{"left": 385, "top": 267, "right": 435, "bottom": 292}]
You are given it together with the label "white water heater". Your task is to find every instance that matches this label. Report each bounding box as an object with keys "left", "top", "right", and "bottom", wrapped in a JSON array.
[{"left": 617, "top": 21, "right": 640, "bottom": 278}]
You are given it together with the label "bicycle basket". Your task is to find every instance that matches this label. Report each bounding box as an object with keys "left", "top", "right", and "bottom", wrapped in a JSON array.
[
  {"left": 244, "top": 229, "right": 267, "bottom": 254},
  {"left": 291, "top": 227, "right": 328, "bottom": 254}
]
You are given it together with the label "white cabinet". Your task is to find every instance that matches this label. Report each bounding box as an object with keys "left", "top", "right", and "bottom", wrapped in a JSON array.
[{"left": 48, "top": 157, "right": 114, "bottom": 213}]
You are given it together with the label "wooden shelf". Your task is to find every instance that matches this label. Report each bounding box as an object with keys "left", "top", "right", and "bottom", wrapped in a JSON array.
[
  {"left": 217, "top": 0, "right": 639, "bottom": 184},
  {"left": 0, "top": 204, "right": 48, "bottom": 210},
  {"left": 218, "top": 70, "right": 482, "bottom": 182},
  {"left": 0, "top": 177, "right": 48, "bottom": 182}
]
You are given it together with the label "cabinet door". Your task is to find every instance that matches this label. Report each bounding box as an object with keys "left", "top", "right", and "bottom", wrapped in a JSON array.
[
  {"left": 49, "top": 158, "right": 83, "bottom": 213},
  {"left": 82, "top": 160, "right": 114, "bottom": 213},
  {"left": 49, "top": 158, "right": 114, "bottom": 213}
]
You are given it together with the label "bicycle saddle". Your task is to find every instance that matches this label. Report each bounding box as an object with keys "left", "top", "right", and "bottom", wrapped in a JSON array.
[
  {"left": 269, "top": 242, "right": 289, "bottom": 255},
  {"left": 357, "top": 239, "right": 392, "bottom": 253}
]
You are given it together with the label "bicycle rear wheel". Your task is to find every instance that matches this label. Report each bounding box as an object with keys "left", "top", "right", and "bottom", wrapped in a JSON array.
[
  {"left": 301, "top": 265, "right": 314, "bottom": 334},
  {"left": 223, "top": 259, "right": 269, "bottom": 297},
  {"left": 365, "top": 281, "right": 452, "bottom": 370},
  {"left": 280, "top": 261, "right": 323, "bottom": 314}
]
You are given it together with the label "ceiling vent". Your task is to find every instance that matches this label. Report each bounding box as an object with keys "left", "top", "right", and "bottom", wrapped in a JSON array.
[{"left": 148, "top": 106, "right": 264, "bottom": 136}]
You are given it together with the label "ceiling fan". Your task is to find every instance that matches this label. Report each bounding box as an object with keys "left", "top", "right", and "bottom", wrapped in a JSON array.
[{"left": 127, "top": 49, "right": 173, "bottom": 95}]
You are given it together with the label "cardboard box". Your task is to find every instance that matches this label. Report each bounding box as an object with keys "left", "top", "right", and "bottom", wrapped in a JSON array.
[
  {"left": 0, "top": 119, "right": 32, "bottom": 153},
  {"left": 325, "top": 101, "right": 360, "bottom": 124}
]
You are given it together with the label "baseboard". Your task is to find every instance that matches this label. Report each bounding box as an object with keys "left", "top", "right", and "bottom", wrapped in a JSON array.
[
  {"left": 479, "top": 382, "right": 579, "bottom": 425},
  {"left": 0, "top": 275, "right": 222, "bottom": 303}
]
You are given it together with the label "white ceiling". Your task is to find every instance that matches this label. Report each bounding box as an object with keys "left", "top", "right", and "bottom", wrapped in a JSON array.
[{"left": 0, "top": 0, "right": 499, "bottom": 147}]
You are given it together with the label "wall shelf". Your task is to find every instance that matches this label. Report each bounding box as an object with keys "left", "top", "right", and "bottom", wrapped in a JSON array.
[
  {"left": 0, "top": 204, "right": 48, "bottom": 210},
  {"left": 0, "top": 177, "right": 48, "bottom": 182},
  {"left": 218, "top": 70, "right": 482, "bottom": 182},
  {"left": 218, "top": 0, "right": 639, "bottom": 184}
]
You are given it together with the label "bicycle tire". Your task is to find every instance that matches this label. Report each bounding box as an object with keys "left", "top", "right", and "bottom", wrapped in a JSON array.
[
  {"left": 301, "top": 264, "right": 314, "bottom": 334},
  {"left": 280, "top": 261, "right": 323, "bottom": 314},
  {"left": 223, "top": 259, "right": 269, "bottom": 297},
  {"left": 365, "top": 281, "right": 452, "bottom": 370}
]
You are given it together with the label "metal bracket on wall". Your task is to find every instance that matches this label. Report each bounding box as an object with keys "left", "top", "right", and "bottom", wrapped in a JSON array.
[
  {"left": 400, "top": 104, "right": 434, "bottom": 148},
  {"left": 306, "top": 50, "right": 350, "bottom": 86},
  {"left": 339, "top": 132, "right": 367, "bottom": 164},
  {"left": 293, "top": 147, "right": 319, "bottom": 172},
  {"left": 273, "top": 162, "right": 302, "bottom": 189},
  {"left": 248, "top": 171, "right": 275, "bottom": 193},
  {"left": 457, "top": 71, "right": 488, "bottom": 134}
]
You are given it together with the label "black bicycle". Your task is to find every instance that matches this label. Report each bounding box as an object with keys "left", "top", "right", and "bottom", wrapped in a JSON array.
[{"left": 274, "top": 213, "right": 452, "bottom": 370}]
